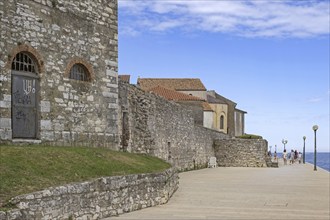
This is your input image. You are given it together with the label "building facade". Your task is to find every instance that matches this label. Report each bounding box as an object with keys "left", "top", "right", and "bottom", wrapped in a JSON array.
[
  {"left": 137, "top": 78, "right": 214, "bottom": 127},
  {"left": 235, "top": 109, "right": 246, "bottom": 136},
  {"left": 137, "top": 78, "right": 246, "bottom": 137},
  {"left": 207, "top": 90, "right": 246, "bottom": 137},
  {"left": 119, "top": 80, "right": 229, "bottom": 170},
  {"left": 0, "top": 0, "right": 119, "bottom": 147}
]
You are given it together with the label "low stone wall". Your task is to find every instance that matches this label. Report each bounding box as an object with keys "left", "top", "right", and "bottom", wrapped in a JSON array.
[
  {"left": 214, "top": 139, "right": 268, "bottom": 167},
  {"left": 0, "top": 168, "right": 178, "bottom": 220}
]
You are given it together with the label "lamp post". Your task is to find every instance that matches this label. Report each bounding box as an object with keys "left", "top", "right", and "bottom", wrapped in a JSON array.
[
  {"left": 282, "top": 139, "right": 288, "bottom": 151},
  {"left": 312, "top": 125, "right": 318, "bottom": 171},
  {"left": 303, "top": 136, "right": 306, "bottom": 164}
]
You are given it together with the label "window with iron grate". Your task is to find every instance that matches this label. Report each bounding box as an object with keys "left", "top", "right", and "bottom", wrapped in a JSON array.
[
  {"left": 69, "top": 64, "right": 90, "bottom": 81},
  {"left": 11, "top": 52, "right": 37, "bottom": 73}
]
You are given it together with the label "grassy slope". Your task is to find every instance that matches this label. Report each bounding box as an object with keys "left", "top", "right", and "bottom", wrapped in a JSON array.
[{"left": 0, "top": 145, "right": 171, "bottom": 206}]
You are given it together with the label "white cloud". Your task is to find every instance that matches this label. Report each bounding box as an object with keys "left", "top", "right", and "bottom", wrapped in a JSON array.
[
  {"left": 118, "top": 0, "right": 330, "bottom": 38},
  {"left": 307, "top": 97, "right": 323, "bottom": 103},
  {"left": 151, "top": 19, "right": 185, "bottom": 31}
]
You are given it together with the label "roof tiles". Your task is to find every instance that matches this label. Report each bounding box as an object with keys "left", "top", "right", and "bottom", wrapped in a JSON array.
[
  {"left": 149, "top": 86, "right": 213, "bottom": 112},
  {"left": 149, "top": 86, "right": 204, "bottom": 101},
  {"left": 118, "top": 75, "right": 130, "bottom": 83},
  {"left": 138, "top": 78, "right": 206, "bottom": 91},
  {"left": 202, "top": 102, "right": 213, "bottom": 111}
]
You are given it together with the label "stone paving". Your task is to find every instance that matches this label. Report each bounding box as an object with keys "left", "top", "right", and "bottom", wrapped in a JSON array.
[{"left": 109, "top": 160, "right": 330, "bottom": 220}]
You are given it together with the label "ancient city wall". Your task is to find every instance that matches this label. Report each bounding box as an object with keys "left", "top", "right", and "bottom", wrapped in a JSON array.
[
  {"left": 214, "top": 139, "right": 268, "bottom": 167},
  {"left": 119, "top": 82, "right": 229, "bottom": 171},
  {"left": 0, "top": 0, "right": 119, "bottom": 147},
  {"left": 0, "top": 168, "right": 178, "bottom": 220}
]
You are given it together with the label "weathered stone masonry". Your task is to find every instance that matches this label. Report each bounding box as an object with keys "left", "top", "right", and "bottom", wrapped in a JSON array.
[
  {"left": 119, "top": 81, "right": 230, "bottom": 171},
  {"left": 0, "top": 0, "right": 119, "bottom": 147},
  {"left": 0, "top": 168, "right": 178, "bottom": 220},
  {"left": 214, "top": 139, "right": 268, "bottom": 167}
]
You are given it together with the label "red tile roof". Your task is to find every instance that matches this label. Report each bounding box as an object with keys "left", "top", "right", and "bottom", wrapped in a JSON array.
[
  {"left": 202, "top": 102, "right": 213, "bottom": 111},
  {"left": 119, "top": 75, "right": 130, "bottom": 83},
  {"left": 149, "top": 86, "right": 213, "bottom": 112},
  {"left": 149, "top": 86, "right": 204, "bottom": 101},
  {"left": 138, "top": 78, "right": 206, "bottom": 91}
]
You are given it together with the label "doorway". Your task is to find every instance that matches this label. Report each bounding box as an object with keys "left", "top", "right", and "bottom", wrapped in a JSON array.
[{"left": 11, "top": 52, "right": 39, "bottom": 139}]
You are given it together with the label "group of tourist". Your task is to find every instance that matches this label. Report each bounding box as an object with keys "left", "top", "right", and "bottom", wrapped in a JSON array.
[
  {"left": 268, "top": 149, "right": 302, "bottom": 165},
  {"left": 282, "top": 149, "right": 302, "bottom": 165}
]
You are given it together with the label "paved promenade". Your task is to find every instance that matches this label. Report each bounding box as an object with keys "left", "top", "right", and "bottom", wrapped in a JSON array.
[{"left": 111, "top": 161, "right": 329, "bottom": 220}]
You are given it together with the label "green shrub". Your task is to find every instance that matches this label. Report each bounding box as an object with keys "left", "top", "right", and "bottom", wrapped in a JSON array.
[{"left": 236, "top": 134, "right": 263, "bottom": 139}]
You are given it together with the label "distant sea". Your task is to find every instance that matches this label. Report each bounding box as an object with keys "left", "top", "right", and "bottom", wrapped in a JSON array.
[
  {"left": 305, "top": 152, "right": 330, "bottom": 172},
  {"left": 275, "top": 152, "right": 330, "bottom": 172}
]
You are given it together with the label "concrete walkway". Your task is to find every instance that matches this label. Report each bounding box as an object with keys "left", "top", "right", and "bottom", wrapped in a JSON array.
[{"left": 111, "top": 161, "right": 330, "bottom": 220}]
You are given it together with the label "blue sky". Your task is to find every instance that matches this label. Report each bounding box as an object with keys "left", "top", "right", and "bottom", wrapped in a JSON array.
[{"left": 118, "top": 0, "right": 330, "bottom": 152}]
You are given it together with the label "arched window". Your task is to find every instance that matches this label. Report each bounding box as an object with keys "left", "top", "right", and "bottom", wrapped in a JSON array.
[
  {"left": 220, "top": 115, "right": 224, "bottom": 130},
  {"left": 69, "top": 64, "right": 90, "bottom": 81},
  {"left": 11, "top": 52, "right": 38, "bottom": 73}
]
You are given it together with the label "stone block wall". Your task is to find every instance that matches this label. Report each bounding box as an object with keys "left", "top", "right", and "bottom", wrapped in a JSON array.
[
  {"left": 0, "top": 168, "right": 178, "bottom": 220},
  {"left": 214, "top": 139, "right": 268, "bottom": 167},
  {"left": 119, "top": 82, "right": 229, "bottom": 171},
  {"left": 176, "top": 101, "right": 204, "bottom": 126},
  {"left": 0, "top": 0, "right": 118, "bottom": 147}
]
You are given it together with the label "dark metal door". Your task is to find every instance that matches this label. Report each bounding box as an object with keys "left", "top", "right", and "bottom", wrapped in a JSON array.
[{"left": 12, "top": 72, "right": 38, "bottom": 138}]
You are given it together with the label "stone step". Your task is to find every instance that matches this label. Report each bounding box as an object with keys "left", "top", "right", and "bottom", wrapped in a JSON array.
[{"left": 271, "top": 162, "right": 279, "bottom": 168}]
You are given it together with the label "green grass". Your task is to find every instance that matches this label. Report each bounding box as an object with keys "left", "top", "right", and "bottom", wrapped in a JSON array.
[
  {"left": 0, "top": 145, "right": 171, "bottom": 207},
  {"left": 236, "top": 134, "right": 263, "bottom": 139}
]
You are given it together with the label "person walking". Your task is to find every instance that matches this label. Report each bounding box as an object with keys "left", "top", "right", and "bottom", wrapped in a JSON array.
[
  {"left": 283, "top": 149, "right": 287, "bottom": 165},
  {"left": 294, "top": 150, "right": 298, "bottom": 161},
  {"left": 298, "top": 152, "right": 302, "bottom": 164},
  {"left": 274, "top": 151, "right": 277, "bottom": 162},
  {"left": 290, "top": 149, "right": 295, "bottom": 164}
]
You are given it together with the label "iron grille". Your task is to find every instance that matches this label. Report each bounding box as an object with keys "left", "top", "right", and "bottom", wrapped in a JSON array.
[
  {"left": 69, "top": 64, "right": 90, "bottom": 81},
  {"left": 11, "top": 52, "right": 37, "bottom": 73}
]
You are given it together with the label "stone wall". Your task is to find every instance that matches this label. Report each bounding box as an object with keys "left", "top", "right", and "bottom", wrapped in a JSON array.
[
  {"left": 119, "top": 82, "right": 229, "bottom": 171},
  {"left": 214, "top": 139, "right": 268, "bottom": 167},
  {"left": 0, "top": 0, "right": 119, "bottom": 147},
  {"left": 0, "top": 168, "right": 178, "bottom": 220},
  {"left": 176, "top": 101, "right": 204, "bottom": 126},
  {"left": 203, "top": 111, "right": 213, "bottom": 129},
  {"left": 234, "top": 110, "right": 245, "bottom": 136}
]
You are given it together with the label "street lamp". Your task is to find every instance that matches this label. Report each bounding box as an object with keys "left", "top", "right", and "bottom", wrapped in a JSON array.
[
  {"left": 282, "top": 139, "right": 288, "bottom": 151},
  {"left": 312, "top": 125, "right": 318, "bottom": 171},
  {"left": 303, "top": 136, "right": 306, "bottom": 164}
]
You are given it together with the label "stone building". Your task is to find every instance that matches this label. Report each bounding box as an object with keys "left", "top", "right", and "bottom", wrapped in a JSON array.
[
  {"left": 207, "top": 92, "right": 228, "bottom": 133},
  {"left": 119, "top": 79, "right": 229, "bottom": 170},
  {"left": 137, "top": 78, "right": 246, "bottom": 137},
  {"left": 0, "top": 0, "right": 255, "bottom": 174},
  {"left": 137, "top": 78, "right": 208, "bottom": 99},
  {"left": 207, "top": 90, "right": 246, "bottom": 136},
  {"left": 137, "top": 78, "right": 214, "bottom": 127},
  {"left": 235, "top": 108, "right": 246, "bottom": 136},
  {"left": 0, "top": 0, "right": 119, "bottom": 147},
  {"left": 148, "top": 86, "right": 214, "bottom": 127},
  {"left": 118, "top": 74, "right": 130, "bottom": 83}
]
